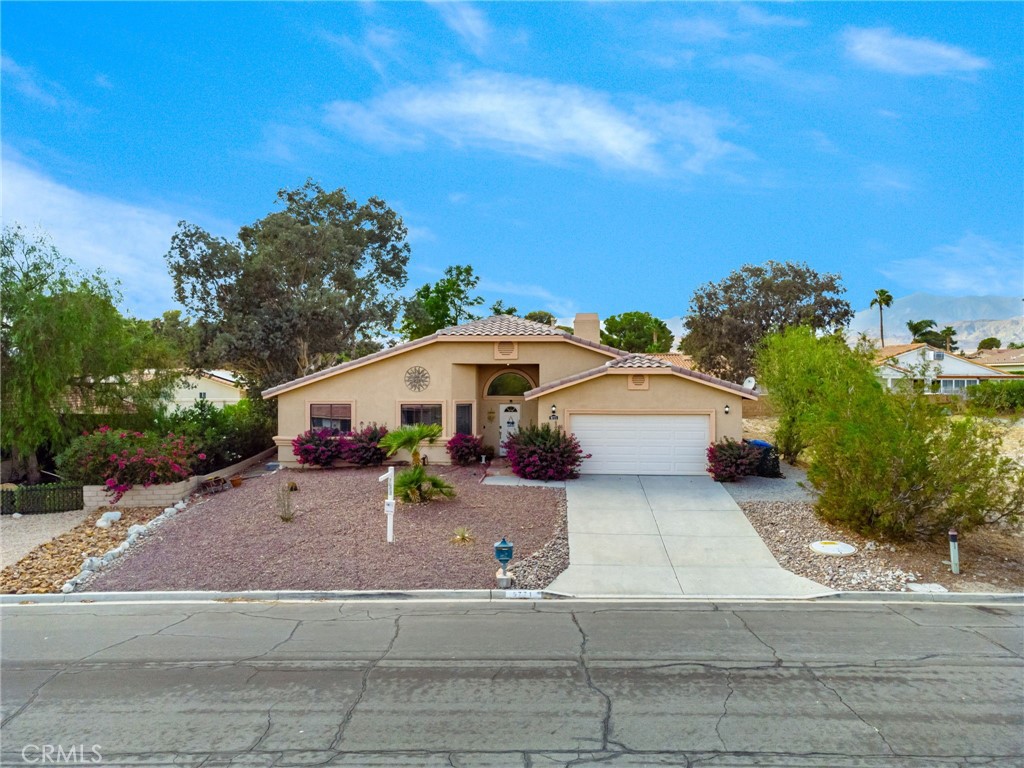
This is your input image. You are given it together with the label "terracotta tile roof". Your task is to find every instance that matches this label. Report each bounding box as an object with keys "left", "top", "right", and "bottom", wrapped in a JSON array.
[
  {"left": 649, "top": 352, "right": 695, "bottom": 369},
  {"left": 437, "top": 315, "right": 567, "bottom": 336},
  {"left": 262, "top": 315, "right": 626, "bottom": 398},
  {"left": 525, "top": 353, "right": 757, "bottom": 399}
]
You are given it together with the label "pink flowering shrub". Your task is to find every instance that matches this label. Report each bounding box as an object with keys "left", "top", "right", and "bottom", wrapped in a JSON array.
[
  {"left": 56, "top": 425, "right": 203, "bottom": 502},
  {"left": 705, "top": 438, "right": 760, "bottom": 482},
  {"left": 503, "top": 425, "right": 590, "bottom": 481},
  {"left": 446, "top": 433, "right": 485, "bottom": 466},
  {"left": 338, "top": 423, "right": 389, "bottom": 467},
  {"left": 291, "top": 428, "right": 344, "bottom": 467}
]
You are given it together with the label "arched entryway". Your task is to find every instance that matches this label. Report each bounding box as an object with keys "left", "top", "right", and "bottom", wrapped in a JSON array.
[{"left": 482, "top": 369, "right": 537, "bottom": 456}]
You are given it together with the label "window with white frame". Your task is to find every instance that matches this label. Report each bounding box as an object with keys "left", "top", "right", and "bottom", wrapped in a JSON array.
[
  {"left": 400, "top": 403, "right": 442, "bottom": 427},
  {"left": 939, "top": 379, "right": 979, "bottom": 394},
  {"left": 310, "top": 403, "right": 352, "bottom": 432}
]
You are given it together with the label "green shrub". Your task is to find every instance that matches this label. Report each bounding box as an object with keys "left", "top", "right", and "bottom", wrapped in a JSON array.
[
  {"left": 394, "top": 465, "right": 456, "bottom": 503},
  {"left": 169, "top": 399, "right": 274, "bottom": 474},
  {"left": 757, "top": 326, "right": 1023, "bottom": 539},
  {"left": 967, "top": 380, "right": 1024, "bottom": 414}
]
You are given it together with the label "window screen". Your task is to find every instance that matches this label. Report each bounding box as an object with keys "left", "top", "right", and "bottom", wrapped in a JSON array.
[
  {"left": 310, "top": 403, "right": 352, "bottom": 432},
  {"left": 455, "top": 403, "right": 473, "bottom": 435},
  {"left": 401, "top": 404, "right": 442, "bottom": 427}
]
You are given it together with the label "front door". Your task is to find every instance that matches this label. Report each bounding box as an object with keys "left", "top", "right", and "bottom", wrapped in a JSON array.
[{"left": 498, "top": 404, "right": 521, "bottom": 456}]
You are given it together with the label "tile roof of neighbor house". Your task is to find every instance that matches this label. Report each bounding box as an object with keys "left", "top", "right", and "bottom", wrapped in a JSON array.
[
  {"left": 650, "top": 352, "right": 696, "bottom": 369},
  {"left": 970, "top": 348, "right": 1024, "bottom": 365},
  {"left": 261, "top": 315, "right": 627, "bottom": 398},
  {"left": 874, "top": 343, "right": 927, "bottom": 363},
  {"left": 524, "top": 353, "right": 757, "bottom": 400}
]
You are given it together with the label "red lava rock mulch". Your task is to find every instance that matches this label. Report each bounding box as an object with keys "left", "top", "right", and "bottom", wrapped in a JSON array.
[{"left": 86, "top": 465, "right": 565, "bottom": 592}]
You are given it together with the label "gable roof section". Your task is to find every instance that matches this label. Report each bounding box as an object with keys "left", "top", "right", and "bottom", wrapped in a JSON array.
[
  {"left": 261, "top": 315, "right": 626, "bottom": 399},
  {"left": 874, "top": 343, "right": 926, "bottom": 363},
  {"left": 874, "top": 343, "right": 1019, "bottom": 377},
  {"left": 523, "top": 353, "right": 758, "bottom": 400}
]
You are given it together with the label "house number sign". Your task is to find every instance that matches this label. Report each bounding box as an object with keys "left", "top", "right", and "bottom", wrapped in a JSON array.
[{"left": 404, "top": 366, "right": 430, "bottom": 392}]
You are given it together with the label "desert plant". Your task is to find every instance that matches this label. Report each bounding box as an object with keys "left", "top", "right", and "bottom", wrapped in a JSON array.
[
  {"left": 394, "top": 465, "right": 456, "bottom": 503},
  {"left": 379, "top": 423, "right": 442, "bottom": 466},
  {"left": 503, "top": 424, "right": 590, "bottom": 481},
  {"left": 451, "top": 526, "right": 475, "bottom": 544},
  {"left": 967, "top": 380, "right": 1024, "bottom": 414},
  {"left": 706, "top": 438, "right": 760, "bottom": 482},
  {"left": 287, "top": 480, "right": 298, "bottom": 491},
  {"left": 276, "top": 482, "right": 295, "bottom": 521},
  {"left": 337, "top": 423, "right": 389, "bottom": 466},
  {"left": 446, "top": 433, "right": 485, "bottom": 466},
  {"left": 291, "top": 428, "right": 343, "bottom": 467}
]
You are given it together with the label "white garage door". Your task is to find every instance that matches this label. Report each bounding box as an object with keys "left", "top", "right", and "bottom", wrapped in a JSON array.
[{"left": 571, "top": 414, "right": 710, "bottom": 475}]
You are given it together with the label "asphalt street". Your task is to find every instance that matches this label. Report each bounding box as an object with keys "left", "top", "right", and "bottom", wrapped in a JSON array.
[{"left": 1, "top": 598, "right": 1021, "bottom": 767}]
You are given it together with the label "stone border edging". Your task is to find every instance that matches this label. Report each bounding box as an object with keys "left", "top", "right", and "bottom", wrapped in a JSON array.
[{"left": 3, "top": 588, "right": 1020, "bottom": 606}]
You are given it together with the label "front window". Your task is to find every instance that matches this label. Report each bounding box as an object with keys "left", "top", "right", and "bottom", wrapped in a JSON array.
[
  {"left": 455, "top": 403, "right": 474, "bottom": 435},
  {"left": 311, "top": 403, "right": 352, "bottom": 432},
  {"left": 401, "top": 404, "right": 442, "bottom": 427}
]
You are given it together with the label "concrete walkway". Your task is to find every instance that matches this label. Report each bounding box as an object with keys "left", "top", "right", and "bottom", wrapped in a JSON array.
[{"left": 547, "top": 475, "right": 830, "bottom": 598}]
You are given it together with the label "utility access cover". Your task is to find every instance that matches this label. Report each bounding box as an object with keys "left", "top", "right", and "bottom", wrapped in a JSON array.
[{"left": 809, "top": 540, "right": 857, "bottom": 556}]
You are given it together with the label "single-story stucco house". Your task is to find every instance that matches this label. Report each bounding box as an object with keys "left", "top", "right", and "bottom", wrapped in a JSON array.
[
  {"left": 262, "top": 314, "right": 756, "bottom": 475},
  {"left": 169, "top": 370, "right": 245, "bottom": 409}
]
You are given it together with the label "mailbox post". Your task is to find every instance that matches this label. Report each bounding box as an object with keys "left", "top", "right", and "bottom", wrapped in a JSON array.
[
  {"left": 494, "top": 537, "right": 513, "bottom": 588},
  {"left": 379, "top": 466, "right": 395, "bottom": 543}
]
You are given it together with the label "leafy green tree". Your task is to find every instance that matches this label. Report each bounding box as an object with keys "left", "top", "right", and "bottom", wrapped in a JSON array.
[
  {"left": 1008, "top": 341, "right": 1024, "bottom": 350},
  {"left": 524, "top": 310, "right": 556, "bottom": 326},
  {"left": 149, "top": 310, "right": 199, "bottom": 366},
  {"left": 869, "top": 288, "right": 893, "bottom": 347},
  {"left": 977, "top": 337, "right": 1001, "bottom": 350},
  {"left": 600, "top": 311, "right": 673, "bottom": 353},
  {"left": 1, "top": 226, "right": 176, "bottom": 482},
  {"left": 490, "top": 300, "right": 518, "bottom": 316},
  {"left": 681, "top": 261, "right": 853, "bottom": 382},
  {"left": 400, "top": 264, "right": 483, "bottom": 340},
  {"left": 166, "top": 180, "right": 410, "bottom": 394},
  {"left": 756, "top": 326, "right": 1022, "bottom": 538}
]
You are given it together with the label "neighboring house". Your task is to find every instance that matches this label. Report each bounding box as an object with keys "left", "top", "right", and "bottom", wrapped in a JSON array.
[
  {"left": 875, "top": 344, "right": 1022, "bottom": 394},
  {"left": 262, "top": 314, "right": 757, "bottom": 475},
  {"left": 650, "top": 352, "right": 696, "bottom": 369},
  {"left": 170, "top": 370, "right": 245, "bottom": 409},
  {"left": 967, "top": 348, "right": 1024, "bottom": 374}
]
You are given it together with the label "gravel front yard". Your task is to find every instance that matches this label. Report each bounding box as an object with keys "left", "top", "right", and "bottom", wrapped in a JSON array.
[{"left": 84, "top": 465, "right": 566, "bottom": 592}]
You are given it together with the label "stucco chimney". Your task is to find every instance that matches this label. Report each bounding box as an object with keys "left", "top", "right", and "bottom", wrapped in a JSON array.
[{"left": 574, "top": 313, "right": 601, "bottom": 344}]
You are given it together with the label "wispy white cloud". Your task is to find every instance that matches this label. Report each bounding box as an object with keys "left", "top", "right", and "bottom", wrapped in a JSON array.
[
  {"left": 0, "top": 154, "right": 226, "bottom": 319},
  {"left": 735, "top": 5, "right": 808, "bottom": 29},
  {"left": 843, "top": 27, "right": 990, "bottom": 77},
  {"left": 323, "top": 71, "right": 741, "bottom": 175},
  {"left": 667, "top": 17, "right": 733, "bottom": 44},
  {"left": 882, "top": 234, "right": 1024, "bottom": 295},
  {"left": 478, "top": 278, "right": 579, "bottom": 317},
  {"left": 252, "top": 123, "right": 333, "bottom": 165},
  {"left": 860, "top": 163, "right": 914, "bottom": 192},
  {"left": 806, "top": 130, "right": 838, "bottom": 154},
  {"left": 431, "top": 2, "right": 492, "bottom": 57},
  {"left": 317, "top": 26, "right": 402, "bottom": 77},
  {"left": 1, "top": 54, "right": 78, "bottom": 110},
  {"left": 716, "top": 53, "right": 835, "bottom": 92},
  {"left": 94, "top": 73, "right": 113, "bottom": 89}
]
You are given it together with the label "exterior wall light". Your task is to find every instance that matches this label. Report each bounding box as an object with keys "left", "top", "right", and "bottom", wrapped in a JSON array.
[
  {"left": 551, "top": 404, "right": 557, "bottom": 416},
  {"left": 724, "top": 404, "right": 731, "bottom": 415}
]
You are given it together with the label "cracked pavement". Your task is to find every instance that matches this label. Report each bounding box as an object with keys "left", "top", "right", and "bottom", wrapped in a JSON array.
[{"left": 1, "top": 599, "right": 1021, "bottom": 766}]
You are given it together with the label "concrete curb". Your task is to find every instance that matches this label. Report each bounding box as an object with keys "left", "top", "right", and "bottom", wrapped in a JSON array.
[{"left": 2, "top": 588, "right": 1020, "bottom": 606}]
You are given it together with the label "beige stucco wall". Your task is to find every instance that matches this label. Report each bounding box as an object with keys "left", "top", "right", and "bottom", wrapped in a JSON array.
[
  {"left": 272, "top": 339, "right": 614, "bottom": 465},
  {"left": 171, "top": 376, "right": 244, "bottom": 409},
  {"left": 534, "top": 372, "right": 746, "bottom": 443}
]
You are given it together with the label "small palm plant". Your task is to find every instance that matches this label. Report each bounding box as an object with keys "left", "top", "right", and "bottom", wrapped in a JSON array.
[
  {"left": 379, "top": 423, "right": 443, "bottom": 467},
  {"left": 394, "top": 465, "right": 455, "bottom": 503}
]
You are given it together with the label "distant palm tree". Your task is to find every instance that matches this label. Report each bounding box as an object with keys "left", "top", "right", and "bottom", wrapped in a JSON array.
[
  {"left": 940, "top": 326, "right": 957, "bottom": 352},
  {"left": 869, "top": 289, "right": 893, "bottom": 347},
  {"left": 906, "top": 318, "right": 937, "bottom": 343}
]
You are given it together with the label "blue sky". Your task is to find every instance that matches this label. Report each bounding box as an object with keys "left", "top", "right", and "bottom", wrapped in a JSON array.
[{"left": 2, "top": 2, "right": 1022, "bottom": 322}]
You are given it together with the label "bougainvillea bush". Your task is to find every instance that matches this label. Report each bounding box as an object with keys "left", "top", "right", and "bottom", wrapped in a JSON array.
[
  {"left": 706, "top": 438, "right": 760, "bottom": 482},
  {"left": 338, "top": 423, "right": 389, "bottom": 466},
  {"left": 291, "top": 428, "right": 344, "bottom": 467},
  {"left": 503, "top": 425, "right": 590, "bottom": 481},
  {"left": 446, "top": 432, "right": 486, "bottom": 466},
  {"left": 57, "top": 426, "right": 202, "bottom": 502}
]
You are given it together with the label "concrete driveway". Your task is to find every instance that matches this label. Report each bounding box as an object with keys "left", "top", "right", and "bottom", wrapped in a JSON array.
[{"left": 547, "top": 475, "right": 830, "bottom": 597}]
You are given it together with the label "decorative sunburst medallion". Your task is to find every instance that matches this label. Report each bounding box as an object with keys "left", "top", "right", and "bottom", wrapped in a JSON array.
[{"left": 404, "top": 366, "right": 430, "bottom": 392}]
